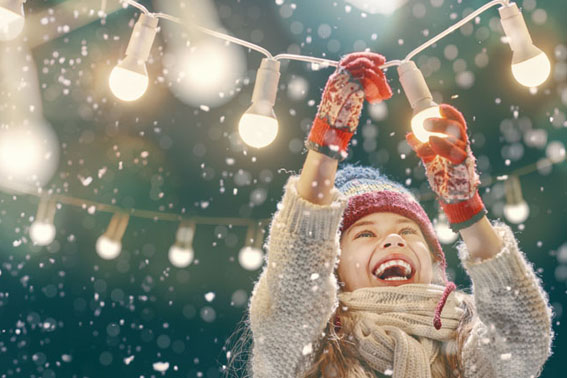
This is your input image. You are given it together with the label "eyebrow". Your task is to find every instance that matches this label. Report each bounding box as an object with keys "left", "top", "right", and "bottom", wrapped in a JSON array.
[{"left": 346, "top": 218, "right": 416, "bottom": 238}]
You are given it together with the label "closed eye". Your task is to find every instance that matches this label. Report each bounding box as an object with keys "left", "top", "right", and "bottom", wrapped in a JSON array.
[{"left": 354, "top": 230, "right": 376, "bottom": 239}]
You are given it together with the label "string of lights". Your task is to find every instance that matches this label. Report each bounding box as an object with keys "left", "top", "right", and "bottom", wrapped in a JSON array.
[
  {"left": 109, "top": 0, "right": 550, "bottom": 148},
  {"left": 0, "top": 0, "right": 552, "bottom": 144},
  {"left": 0, "top": 0, "right": 560, "bottom": 266},
  {"left": 1, "top": 151, "right": 564, "bottom": 262}
]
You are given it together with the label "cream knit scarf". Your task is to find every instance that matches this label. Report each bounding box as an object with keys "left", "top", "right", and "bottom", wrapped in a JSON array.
[{"left": 337, "top": 284, "right": 464, "bottom": 378}]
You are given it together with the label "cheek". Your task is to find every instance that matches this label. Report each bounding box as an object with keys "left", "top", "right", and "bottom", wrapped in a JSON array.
[
  {"left": 414, "top": 241, "right": 434, "bottom": 271},
  {"left": 338, "top": 243, "right": 367, "bottom": 277}
]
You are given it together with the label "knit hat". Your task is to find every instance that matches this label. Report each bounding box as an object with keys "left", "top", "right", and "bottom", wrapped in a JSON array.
[{"left": 335, "top": 165, "right": 456, "bottom": 330}]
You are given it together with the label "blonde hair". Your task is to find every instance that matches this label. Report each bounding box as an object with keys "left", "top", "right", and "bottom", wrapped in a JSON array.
[
  {"left": 300, "top": 290, "right": 476, "bottom": 378},
  {"left": 221, "top": 288, "right": 476, "bottom": 378}
]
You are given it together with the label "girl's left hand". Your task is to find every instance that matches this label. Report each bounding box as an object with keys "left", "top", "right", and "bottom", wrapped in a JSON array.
[{"left": 406, "top": 104, "right": 486, "bottom": 231}]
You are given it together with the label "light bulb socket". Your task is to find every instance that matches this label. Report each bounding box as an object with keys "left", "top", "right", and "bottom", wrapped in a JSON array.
[
  {"left": 244, "top": 221, "right": 265, "bottom": 250},
  {"left": 499, "top": 3, "right": 536, "bottom": 55},
  {"left": 125, "top": 13, "right": 159, "bottom": 62},
  {"left": 35, "top": 196, "right": 56, "bottom": 224},
  {"left": 251, "top": 58, "right": 280, "bottom": 106},
  {"left": 504, "top": 175, "right": 524, "bottom": 205},
  {"left": 1, "top": 0, "right": 25, "bottom": 14},
  {"left": 398, "top": 60, "right": 436, "bottom": 112},
  {"left": 253, "top": 223, "right": 265, "bottom": 250},
  {"left": 175, "top": 221, "right": 195, "bottom": 244},
  {"left": 103, "top": 213, "right": 130, "bottom": 241},
  {"left": 243, "top": 101, "right": 277, "bottom": 118}
]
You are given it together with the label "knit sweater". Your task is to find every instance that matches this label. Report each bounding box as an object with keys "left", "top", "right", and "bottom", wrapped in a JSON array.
[{"left": 248, "top": 176, "right": 553, "bottom": 378}]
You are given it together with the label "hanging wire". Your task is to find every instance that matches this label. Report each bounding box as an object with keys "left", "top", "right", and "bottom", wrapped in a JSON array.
[
  {"left": 121, "top": 0, "right": 150, "bottom": 15},
  {"left": 1, "top": 154, "right": 562, "bottom": 225},
  {"left": 4, "top": 0, "right": 557, "bottom": 228},
  {"left": 404, "top": 0, "right": 510, "bottom": 62},
  {"left": 117, "top": 0, "right": 513, "bottom": 70}
]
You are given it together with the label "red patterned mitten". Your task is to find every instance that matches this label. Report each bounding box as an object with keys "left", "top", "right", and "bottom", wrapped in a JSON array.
[
  {"left": 406, "top": 104, "right": 486, "bottom": 231},
  {"left": 306, "top": 52, "right": 392, "bottom": 160}
]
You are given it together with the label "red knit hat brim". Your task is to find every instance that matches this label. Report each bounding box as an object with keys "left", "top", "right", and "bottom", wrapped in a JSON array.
[{"left": 341, "top": 191, "right": 448, "bottom": 277}]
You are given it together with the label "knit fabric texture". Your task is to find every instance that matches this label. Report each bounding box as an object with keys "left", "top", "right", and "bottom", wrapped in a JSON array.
[
  {"left": 335, "top": 165, "right": 454, "bottom": 329},
  {"left": 248, "top": 175, "right": 552, "bottom": 378},
  {"left": 337, "top": 284, "right": 464, "bottom": 378}
]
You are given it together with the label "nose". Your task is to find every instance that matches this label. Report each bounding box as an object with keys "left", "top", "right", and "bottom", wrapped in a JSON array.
[{"left": 381, "top": 234, "right": 406, "bottom": 249}]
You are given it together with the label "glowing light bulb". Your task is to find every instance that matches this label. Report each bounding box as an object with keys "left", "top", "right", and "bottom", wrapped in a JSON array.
[
  {"left": 398, "top": 60, "right": 448, "bottom": 143},
  {"left": 503, "top": 201, "right": 530, "bottom": 224},
  {"left": 109, "top": 58, "right": 149, "bottom": 102},
  {"left": 238, "top": 223, "right": 265, "bottom": 270},
  {"left": 168, "top": 245, "right": 194, "bottom": 268},
  {"left": 511, "top": 51, "right": 551, "bottom": 87},
  {"left": 0, "top": 121, "right": 59, "bottom": 192},
  {"left": 499, "top": 2, "right": 551, "bottom": 88},
  {"left": 503, "top": 175, "right": 530, "bottom": 224},
  {"left": 168, "top": 221, "right": 195, "bottom": 268},
  {"left": 96, "top": 213, "right": 129, "bottom": 260},
  {"left": 109, "top": 14, "right": 158, "bottom": 101},
  {"left": 0, "top": 0, "right": 25, "bottom": 41},
  {"left": 96, "top": 236, "right": 122, "bottom": 260},
  {"left": 239, "top": 58, "right": 281, "bottom": 148},
  {"left": 411, "top": 105, "right": 449, "bottom": 143},
  {"left": 434, "top": 215, "right": 458, "bottom": 245},
  {"left": 30, "top": 221, "right": 56, "bottom": 246},
  {"left": 29, "top": 197, "right": 57, "bottom": 246},
  {"left": 239, "top": 108, "right": 279, "bottom": 148},
  {"left": 238, "top": 246, "right": 264, "bottom": 271}
]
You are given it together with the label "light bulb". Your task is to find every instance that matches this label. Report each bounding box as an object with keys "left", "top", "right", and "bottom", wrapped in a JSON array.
[
  {"left": 503, "top": 175, "right": 530, "bottom": 224},
  {"left": 499, "top": 2, "right": 551, "bottom": 87},
  {"left": 29, "top": 197, "right": 57, "bottom": 246},
  {"left": 96, "top": 235, "right": 122, "bottom": 260},
  {"left": 164, "top": 40, "right": 247, "bottom": 108},
  {"left": 30, "top": 221, "right": 56, "bottom": 246},
  {"left": 96, "top": 213, "right": 129, "bottom": 260},
  {"left": 239, "top": 110, "right": 279, "bottom": 148},
  {"left": 411, "top": 105, "right": 449, "bottom": 143},
  {"left": 109, "top": 59, "right": 149, "bottom": 102},
  {"left": 398, "top": 61, "right": 448, "bottom": 143},
  {"left": 0, "top": 0, "right": 25, "bottom": 41},
  {"left": 238, "top": 246, "right": 264, "bottom": 271},
  {"left": 109, "top": 13, "right": 158, "bottom": 102},
  {"left": 434, "top": 218, "right": 459, "bottom": 245},
  {"left": 239, "top": 58, "right": 281, "bottom": 148},
  {"left": 0, "top": 121, "right": 59, "bottom": 192},
  {"left": 168, "top": 221, "right": 195, "bottom": 268},
  {"left": 503, "top": 201, "right": 530, "bottom": 224},
  {"left": 168, "top": 245, "right": 194, "bottom": 268},
  {"left": 511, "top": 51, "right": 551, "bottom": 88}
]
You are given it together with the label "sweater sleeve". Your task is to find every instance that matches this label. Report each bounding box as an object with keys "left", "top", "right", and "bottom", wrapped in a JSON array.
[
  {"left": 249, "top": 175, "right": 347, "bottom": 378},
  {"left": 458, "top": 222, "right": 553, "bottom": 378}
]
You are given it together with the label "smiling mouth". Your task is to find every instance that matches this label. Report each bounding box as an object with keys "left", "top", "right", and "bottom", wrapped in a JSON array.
[{"left": 372, "top": 259, "right": 414, "bottom": 281}]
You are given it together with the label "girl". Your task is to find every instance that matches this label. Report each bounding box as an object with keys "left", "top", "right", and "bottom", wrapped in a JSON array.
[{"left": 232, "top": 52, "right": 553, "bottom": 377}]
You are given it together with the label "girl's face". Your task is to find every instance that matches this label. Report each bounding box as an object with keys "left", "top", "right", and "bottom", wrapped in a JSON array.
[{"left": 337, "top": 212, "right": 436, "bottom": 292}]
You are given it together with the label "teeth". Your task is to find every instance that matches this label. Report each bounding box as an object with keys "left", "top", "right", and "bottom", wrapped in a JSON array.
[
  {"left": 384, "top": 276, "right": 407, "bottom": 281},
  {"left": 373, "top": 259, "right": 412, "bottom": 279}
]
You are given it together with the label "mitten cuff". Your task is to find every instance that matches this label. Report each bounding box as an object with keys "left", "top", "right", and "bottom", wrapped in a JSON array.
[
  {"left": 306, "top": 117, "right": 353, "bottom": 161},
  {"left": 440, "top": 191, "right": 487, "bottom": 231}
]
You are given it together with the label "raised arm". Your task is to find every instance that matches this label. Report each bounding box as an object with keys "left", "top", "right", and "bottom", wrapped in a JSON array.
[
  {"left": 298, "top": 52, "right": 392, "bottom": 205},
  {"left": 249, "top": 52, "right": 392, "bottom": 378},
  {"left": 297, "top": 150, "right": 338, "bottom": 205},
  {"left": 406, "top": 104, "right": 503, "bottom": 258},
  {"left": 406, "top": 104, "right": 552, "bottom": 376}
]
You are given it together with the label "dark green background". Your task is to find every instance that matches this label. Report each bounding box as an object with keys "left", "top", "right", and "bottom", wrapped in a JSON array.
[{"left": 0, "top": 0, "right": 565, "bottom": 377}]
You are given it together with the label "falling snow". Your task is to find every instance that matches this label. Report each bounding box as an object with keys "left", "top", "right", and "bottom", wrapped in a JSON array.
[{"left": 0, "top": 0, "right": 564, "bottom": 377}]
